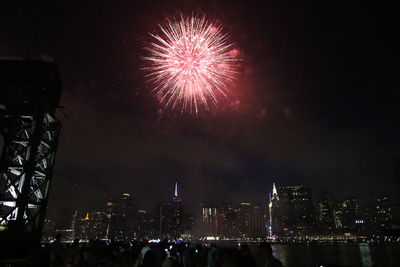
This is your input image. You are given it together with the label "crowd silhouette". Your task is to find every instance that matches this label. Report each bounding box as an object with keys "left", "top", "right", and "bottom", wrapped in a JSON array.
[{"left": 23, "top": 234, "right": 283, "bottom": 267}]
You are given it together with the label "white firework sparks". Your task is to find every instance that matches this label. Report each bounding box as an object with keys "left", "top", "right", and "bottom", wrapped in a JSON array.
[{"left": 143, "top": 15, "right": 239, "bottom": 113}]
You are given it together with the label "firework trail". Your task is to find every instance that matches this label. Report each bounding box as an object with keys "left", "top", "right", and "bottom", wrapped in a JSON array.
[{"left": 143, "top": 15, "right": 239, "bottom": 114}]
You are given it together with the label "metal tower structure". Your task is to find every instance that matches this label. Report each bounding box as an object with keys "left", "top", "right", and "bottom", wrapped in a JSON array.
[{"left": 0, "top": 60, "right": 61, "bottom": 254}]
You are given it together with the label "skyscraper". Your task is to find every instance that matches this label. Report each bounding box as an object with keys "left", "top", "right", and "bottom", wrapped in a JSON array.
[
  {"left": 317, "top": 191, "right": 336, "bottom": 232},
  {"left": 340, "top": 197, "right": 359, "bottom": 231},
  {"left": 218, "top": 203, "right": 239, "bottom": 238},
  {"left": 120, "top": 193, "right": 135, "bottom": 239},
  {"left": 268, "top": 182, "right": 282, "bottom": 236},
  {"left": 135, "top": 209, "right": 158, "bottom": 239},
  {"left": 160, "top": 182, "right": 184, "bottom": 239},
  {"left": 279, "top": 184, "right": 315, "bottom": 235},
  {"left": 200, "top": 204, "right": 219, "bottom": 238},
  {"left": 105, "top": 193, "right": 135, "bottom": 240},
  {"left": 269, "top": 183, "right": 315, "bottom": 236},
  {"left": 237, "top": 202, "right": 265, "bottom": 238},
  {"left": 374, "top": 196, "right": 393, "bottom": 233}
]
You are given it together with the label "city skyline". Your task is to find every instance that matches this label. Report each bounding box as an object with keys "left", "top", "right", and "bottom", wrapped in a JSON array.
[
  {"left": 47, "top": 182, "right": 400, "bottom": 234},
  {"left": 43, "top": 179, "right": 400, "bottom": 225},
  {"left": 41, "top": 181, "right": 400, "bottom": 245}
]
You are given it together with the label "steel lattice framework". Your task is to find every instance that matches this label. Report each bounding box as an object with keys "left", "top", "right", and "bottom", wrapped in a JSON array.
[
  {"left": 0, "top": 112, "right": 60, "bottom": 232},
  {"left": 0, "top": 60, "right": 61, "bottom": 245}
]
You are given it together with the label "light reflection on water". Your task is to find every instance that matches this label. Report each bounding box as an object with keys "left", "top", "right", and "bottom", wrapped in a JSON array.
[
  {"left": 272, "top": 245, "right": 287, "bottom": 266},
  {"left": 359, "top": 243, "right": 373, "bottom": 266},
  {"left": 271, "top": 243, "right": 399, "bottom": 267}
]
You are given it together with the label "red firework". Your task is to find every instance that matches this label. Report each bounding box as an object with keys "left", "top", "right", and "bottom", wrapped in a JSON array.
[{"left": 143, "top": 15, "right": 239, "bottom": 113}]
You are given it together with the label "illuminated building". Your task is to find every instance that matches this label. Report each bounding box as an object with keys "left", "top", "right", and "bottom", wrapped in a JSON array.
[
  {"left": 120, "top": 192, "right": 135, "bottom": 239},
  {"left": 317, "top": 192, "right": 336, "bottom": 232},
  {"left": 54, "top": 228, "right": 73, "bottom": 242},
  {"left": 199, "top": 203, "right": 240, "bottom": 239},
  {"left": 354, "top": 203, "right": 373, "bottom": 234},
  {"left": 105, "top": 192, "right": 135, "bottom": 240},
  {"left": 374, "top": 196, "right": 393, "bottom": 233},
  {"left": 182, "top": 213, "right": 195, "bottom": 236},
  {"left": 160, "top": 182, "right": 184, "bottom": 239},
  {"left": 121, "top": 193, "right": 134, "bottom": 221},
  {"left": 333, "top": 203, "right": 343, "bottom": 229},
  {"left": 42, "top": 219, "right": 56, "bottom": 241},
  {"left": 199, "top": 202, "right": 265, "bottom": 239},
  {"left": 200, "top": 204, "right": 219, "bottom": 238},
  {"left": 268, "top": 182, "right": 282, "bottom": 236},
  {"left": 218, "top": 203, "right": 239, "bottom": 238},
  {"left": 277, "top": 184, "right": 315, "bottom": 236},
  {"left": 106, "top": 198, "right": 118, "bottom": 239},
  {"left": 74, "top": 211, "right": 108, "bottom": 240},
  {"left": 237, "top": 202, "right": 265, "bottom": 238},
  {"left": 340, "top": 197, "right": 359, "bottom": 231},
  {"left": 135, "top": 209, "right": 157, "bottom": 239}
]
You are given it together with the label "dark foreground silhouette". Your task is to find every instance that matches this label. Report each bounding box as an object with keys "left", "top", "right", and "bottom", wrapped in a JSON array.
[{"left": 0, "top": 235, "right": 283, "bottom": 267}]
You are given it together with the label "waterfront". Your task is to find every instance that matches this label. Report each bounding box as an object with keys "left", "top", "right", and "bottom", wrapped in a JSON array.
[{"left": 270, "top": 243, "right": 400, "bottom": 266}]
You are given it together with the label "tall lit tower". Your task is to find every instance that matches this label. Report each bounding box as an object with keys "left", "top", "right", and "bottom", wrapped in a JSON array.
[
  {"left": 161, "top": 182, "right": 184, "bottom": 239},
  {"left": 173, "top": 182, "right": 180, "bottom": 202},
  {"left": 268, "top": 182, "right": 281, "bottom": 237},
  {"left": 272, "top": 183, "right": 279, "bottom": 201},
  {"left": 0, "top": 60, "right": 62, "bottom": 257}
]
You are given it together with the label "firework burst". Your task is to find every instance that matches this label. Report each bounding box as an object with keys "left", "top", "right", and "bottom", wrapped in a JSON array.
[{"left": 143, "top": 15, "right": 239, "bottom": 113}]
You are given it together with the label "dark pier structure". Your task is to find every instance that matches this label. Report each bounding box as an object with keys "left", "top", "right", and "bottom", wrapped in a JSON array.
[{"left": 0, "top": 60, "right": 62, "bottom": 259}]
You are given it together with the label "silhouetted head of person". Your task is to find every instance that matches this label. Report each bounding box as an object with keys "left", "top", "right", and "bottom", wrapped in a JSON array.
[
  {"left": 259, "top": 242, "right": 272, "bottom": 254},
  {"left": 240, "top": 244, "right": 251, "bottom": 254},
  {"left": 142, "top": 250, "right": 157, "bottom": 267},
  {"left": 219, "top": 248, "right": 241, "bottom": 267}
]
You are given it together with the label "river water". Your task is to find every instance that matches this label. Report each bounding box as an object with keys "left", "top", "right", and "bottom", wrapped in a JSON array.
[{"left": 270, "top": 243, "right": 400, "bottom": 266}]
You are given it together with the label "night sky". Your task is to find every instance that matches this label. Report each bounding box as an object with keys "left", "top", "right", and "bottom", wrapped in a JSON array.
[{"left": 1, "top": 1, "right": 398, "bottom": 224}]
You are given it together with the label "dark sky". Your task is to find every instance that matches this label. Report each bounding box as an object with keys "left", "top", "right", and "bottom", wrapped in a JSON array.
[{"left": 1, "top": 1, "right": 399, "bottom": 223}]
